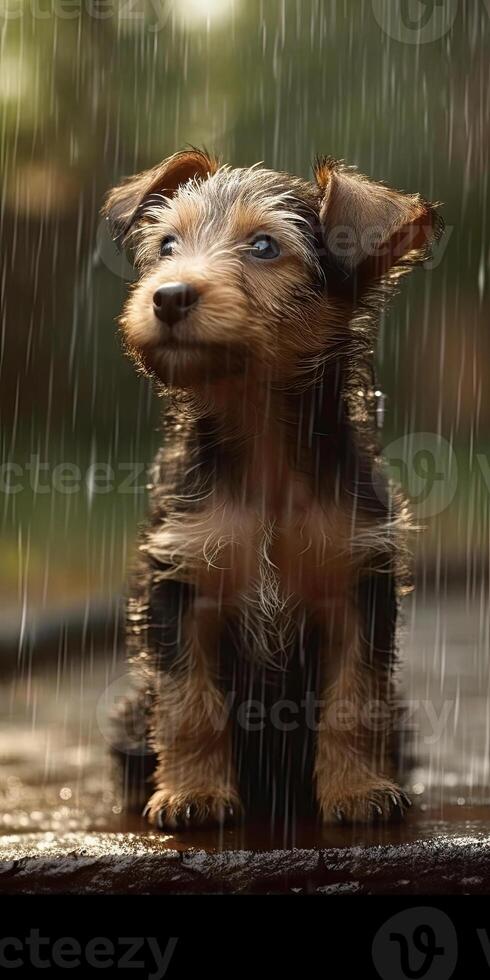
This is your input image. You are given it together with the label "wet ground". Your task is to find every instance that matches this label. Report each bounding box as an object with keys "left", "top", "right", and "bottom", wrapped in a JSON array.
[{"left": 1, "top": 591, "right": 490, "bottom": 893}]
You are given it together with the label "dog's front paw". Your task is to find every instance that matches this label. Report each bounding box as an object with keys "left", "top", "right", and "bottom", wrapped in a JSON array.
[
  {"left": 320, "top": 781, "right": 411, "bottom": 824},
  {"left": 143, "top": 790, "right": 241, "bottom": 830}
]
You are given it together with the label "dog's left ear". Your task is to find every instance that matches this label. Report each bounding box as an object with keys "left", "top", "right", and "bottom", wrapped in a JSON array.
[
  {"left": 102, "top": 149, "right": 220, "bottom": 245},
  {"left": 314, "top": 157, "right": 442, "bottom": 282}
]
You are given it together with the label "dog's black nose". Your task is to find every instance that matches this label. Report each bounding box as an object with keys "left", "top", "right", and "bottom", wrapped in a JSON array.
[{"left": 153, "top": 282, "right": 200, "bottom": 326}]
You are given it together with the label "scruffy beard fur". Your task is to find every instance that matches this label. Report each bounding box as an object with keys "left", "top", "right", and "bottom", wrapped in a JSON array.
[{"left": 104, "top": 150, "right": 442, "bottom": 830}]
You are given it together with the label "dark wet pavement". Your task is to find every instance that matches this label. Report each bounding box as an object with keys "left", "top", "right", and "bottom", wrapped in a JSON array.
[{"left": 1, "top": 592, "right": 490, "bottom": 893}]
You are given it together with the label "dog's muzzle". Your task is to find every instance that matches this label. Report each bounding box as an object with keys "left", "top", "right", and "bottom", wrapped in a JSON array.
[{"left": 153, "top": 281, "right": 200, "bottom": 327}]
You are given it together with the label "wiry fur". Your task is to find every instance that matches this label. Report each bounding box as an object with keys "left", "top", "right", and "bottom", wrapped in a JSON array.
[{"left": 103, "top": 149, "right": 442, "bottom": 828}]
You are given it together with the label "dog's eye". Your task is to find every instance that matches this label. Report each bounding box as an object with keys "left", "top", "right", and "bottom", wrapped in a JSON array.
[
  {"left": 160, "top": 235, "right": 177, "bottom": 257},
  {"left": 249, "top": 235, "right": 280, "bottom": 260}
]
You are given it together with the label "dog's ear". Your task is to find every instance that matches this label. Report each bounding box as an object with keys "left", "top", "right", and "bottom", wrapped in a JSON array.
[
  {"left": 314, "top": 157, "right": 442, "bottom": 282},
  {"left": 102, "top": 149, "right": 219, "bottom": 245}
]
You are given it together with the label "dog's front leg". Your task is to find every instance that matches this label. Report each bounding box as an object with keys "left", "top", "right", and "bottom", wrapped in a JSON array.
[
  {"left": 144, "top": 582, "right": 241, "bottom": 829},
  {"left": 313, "top": 598, "right": 408, "bottom": 823}
]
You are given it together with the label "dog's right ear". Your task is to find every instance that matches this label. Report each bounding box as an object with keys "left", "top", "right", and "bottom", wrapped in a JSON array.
[
  {"left": 314, "top": 156, "right": 441, "bottom": 284},
  {"left": 102, "top": 149, "right": 219, "bottom": 245}
]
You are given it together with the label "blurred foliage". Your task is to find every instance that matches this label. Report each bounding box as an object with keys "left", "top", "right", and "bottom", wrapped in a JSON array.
[{"left": 0, "top": 0, "right": 489, "bottom": 603}]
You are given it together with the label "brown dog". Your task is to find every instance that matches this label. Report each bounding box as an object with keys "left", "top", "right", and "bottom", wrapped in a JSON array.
[{"left": 104, "top": 150, "right": 441, "bottom": 828}]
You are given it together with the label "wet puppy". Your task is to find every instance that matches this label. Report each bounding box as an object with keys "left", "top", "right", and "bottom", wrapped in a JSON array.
[{"left": 103, "top": 150, "right": 441, "bottom": 828}]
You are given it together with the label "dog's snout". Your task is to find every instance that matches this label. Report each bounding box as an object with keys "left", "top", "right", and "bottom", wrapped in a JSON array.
[{"left": 153, "top": 282, "right": 200, "bottom": 326}]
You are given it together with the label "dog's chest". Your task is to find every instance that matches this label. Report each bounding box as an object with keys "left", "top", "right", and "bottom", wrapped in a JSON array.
[{"left": 146, "top": 484, "right": 355, "bottom": 604}]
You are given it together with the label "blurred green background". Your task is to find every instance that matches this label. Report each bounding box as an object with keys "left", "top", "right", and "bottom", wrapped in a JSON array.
[{"left": 1, "top": 0, "right": 489, "bottom": 612}]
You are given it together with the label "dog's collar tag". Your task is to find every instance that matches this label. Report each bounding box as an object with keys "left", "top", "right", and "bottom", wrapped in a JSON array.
[{"left": 375, "top": 389, "right": 386, "bottom": 430}]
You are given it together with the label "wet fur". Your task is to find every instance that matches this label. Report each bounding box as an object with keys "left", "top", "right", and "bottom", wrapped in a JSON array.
[{"left": 104, "top": 150, "right": 442, "bottom": 827}]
